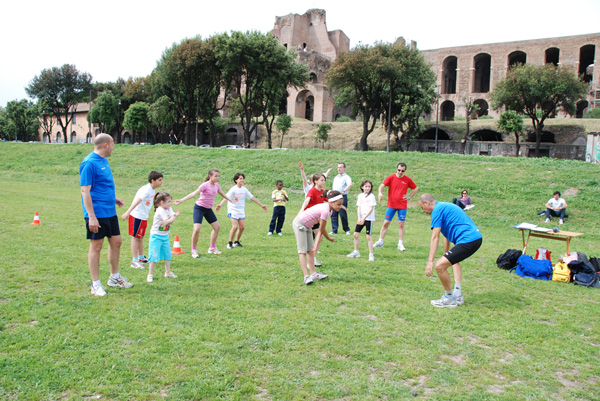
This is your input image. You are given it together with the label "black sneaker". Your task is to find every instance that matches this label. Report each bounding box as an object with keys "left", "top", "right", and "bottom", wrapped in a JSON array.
[
  {"left": 226, "top": 242, "right": 233, "bottom": 249},
  {"left": 233, "top": 241, "right": 243, "bottom": 247}
]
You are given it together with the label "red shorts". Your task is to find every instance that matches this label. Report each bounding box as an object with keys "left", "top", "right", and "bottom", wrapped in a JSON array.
[{"left": 128, "top": 215, "right": 147, "bottom": 238}]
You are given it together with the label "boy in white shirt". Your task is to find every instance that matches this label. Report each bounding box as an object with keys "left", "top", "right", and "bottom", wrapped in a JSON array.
[
  {"left": 121, "top": 171, "right": 163, "bottom": 268},
  {"left": 545, "top": 191, "right": 567, "bottom": 224}
]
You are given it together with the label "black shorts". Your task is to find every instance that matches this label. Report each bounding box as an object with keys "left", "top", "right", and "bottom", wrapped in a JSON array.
[
  {"left": 311, "top": 222, "right": 320, "bottom": 230},
  {"left": 85, "top": 216, "right": 120, "bottom": 240},
  {"left": 193, "top": 205, "right": 217, "bottom": 225},
  {"left": 444, "top": 238, "right": 483, "bottom": 265},
  {"left": 354, "top": 221, "right": 373, "bottom": 235}
]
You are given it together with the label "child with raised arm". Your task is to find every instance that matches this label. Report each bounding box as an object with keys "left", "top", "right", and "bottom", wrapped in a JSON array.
[
  {"left": 268, "top": 180, "right": 288, "bottom": 236},
  {"left": 347, "top": 180, "right": 376, "bottom": 261},
  {"left": 174, "top": 168, "right": 233, "bottom": 256},
  {"left": 299, "top": 161, "right": 332, "bottom": 195},
  {"left": 293, "top": 191, "right": 344, "bottom": 285},
  {"left": 147, "top": 192, "right": 180, "bottom": 283},
  {"left": 121, "top": 171, "right": 163, "bottom": 268},
  {"left": 217, "top": 172, "right": 268, "bottom": 249}
]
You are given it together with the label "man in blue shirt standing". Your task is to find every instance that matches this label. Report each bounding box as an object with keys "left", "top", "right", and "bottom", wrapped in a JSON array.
[
  {"left": 419, "top": 193, "right": 482, "bottom": 308},
  {"left": 330, "top": 162, "right": 352, "bottom": 235},
  {"left": 80, "top": 133, "right": 133, "bottom": 296}
]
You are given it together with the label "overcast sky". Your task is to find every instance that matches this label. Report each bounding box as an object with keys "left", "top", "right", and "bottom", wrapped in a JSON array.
[{"left": 1, "top": 0, "right": 599, "bottom": 106}]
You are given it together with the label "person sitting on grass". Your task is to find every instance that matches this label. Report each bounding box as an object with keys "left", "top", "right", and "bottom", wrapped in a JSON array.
[{"left": 545, "top": 191, "right": 567, "bottom": 225}]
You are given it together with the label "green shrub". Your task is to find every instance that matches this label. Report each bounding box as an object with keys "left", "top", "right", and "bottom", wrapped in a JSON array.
[
  {"left": 335, "top": 116, "right": 353, "bottom": 122},
  {"left": 583, "top": 108, "right": 600, "bottom": 119}
]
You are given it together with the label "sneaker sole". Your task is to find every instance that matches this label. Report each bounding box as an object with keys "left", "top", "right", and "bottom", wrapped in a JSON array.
[{"left": 430, "top": 300, "right": 458, "bottom": 308}]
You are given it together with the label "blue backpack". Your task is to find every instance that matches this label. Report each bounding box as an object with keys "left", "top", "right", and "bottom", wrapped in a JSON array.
[{"left": 511, "top": 254, "right": 553, "bottom": 280}]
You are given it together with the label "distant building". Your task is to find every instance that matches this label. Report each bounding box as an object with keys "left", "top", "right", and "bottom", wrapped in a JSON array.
[
  {"left": 421, "top": 33, "right": 600, "bottom": 121},
  {"left": 39, "top": 103, "right": 97, "bottom": 143}
]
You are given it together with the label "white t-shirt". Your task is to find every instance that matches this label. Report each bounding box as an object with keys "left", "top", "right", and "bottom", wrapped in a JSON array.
[
  {"left": 130, "top": 183, "right": 156, "bottom": 220},
  {"left": 151, "top": 207, "right": 175, "bottom": 236},
  {"left": 356, "top": 193, "right": 376, "bottom": 221},
  {"left": 333, "top": 173, "right": 352, "bottom": 195},
  {"left": 547, "top": 197, "right": 566, "bottom": 209},
  {"left": 226, "top": 185, "right": 253, "bottom": 218}
]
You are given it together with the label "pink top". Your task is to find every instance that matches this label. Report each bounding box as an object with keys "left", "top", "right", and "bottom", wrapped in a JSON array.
[
  {"left": 195, "top": 181, "right": 221, "bottom": 208},
  {"left": 299, "top": 202, "right": 332, "bottom": 228}
]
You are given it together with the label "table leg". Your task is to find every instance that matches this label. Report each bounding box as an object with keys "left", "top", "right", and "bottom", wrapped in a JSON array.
[{"left": 523, "top": 231, "right": 531, "bottom": 255}]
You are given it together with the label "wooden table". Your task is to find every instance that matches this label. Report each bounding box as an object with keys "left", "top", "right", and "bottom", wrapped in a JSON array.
[{"left": 515, "top": 228, "right": 584, "bottom": 255}]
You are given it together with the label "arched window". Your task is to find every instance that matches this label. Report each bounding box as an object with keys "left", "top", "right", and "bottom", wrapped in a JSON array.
[
  {"left": 441, "top": 101, "right": 455, "bottom": 121},
  {"left": 508, "top": 51, "right": 527, "bottom": 68},
  {"left": 473, "top": 99, "right": 489, "bottom": 118},
  {"left": 473, "top": 54, "right": 491, "bottom": 93},
  {"left": 442, "top": 56, "right": 457, "bottom": 94},
  {"left": 70, "top": 131, "right": 77, "bottom": 143},
  {"left": 579, "top": 44, "right": 595, "bottom": 83},
  {"left": 545, "top": 47, "right": 560, "bottom": 66}
]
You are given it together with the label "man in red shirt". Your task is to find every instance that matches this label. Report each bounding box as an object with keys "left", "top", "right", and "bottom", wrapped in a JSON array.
[{"left": 374, "top": 163, "right": 418, "bottom": 251}]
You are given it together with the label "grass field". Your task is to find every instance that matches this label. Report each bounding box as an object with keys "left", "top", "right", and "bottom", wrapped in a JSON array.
[{"left": 1, "top": 142, "right": 600, "bottom": 400}]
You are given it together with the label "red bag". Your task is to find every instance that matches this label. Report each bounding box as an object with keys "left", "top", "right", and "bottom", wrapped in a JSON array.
[{"left": 535, "top": 248, "right": 551, "bottom": 262}]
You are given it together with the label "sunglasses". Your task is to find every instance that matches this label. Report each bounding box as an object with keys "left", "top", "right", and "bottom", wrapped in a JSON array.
[{"left": 397, "top": 169, "right": 406, "bottom": 172}]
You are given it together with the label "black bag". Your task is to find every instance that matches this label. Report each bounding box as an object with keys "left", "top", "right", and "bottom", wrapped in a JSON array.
[
  {"left": 496, "top": 249, "right": 522, "bottom": 270},
  {"left": 568, "top": 260, "right": 600, "bottom": 288},
  {"left": 589, "top": 257, "right": 600, "bottom": 273}
]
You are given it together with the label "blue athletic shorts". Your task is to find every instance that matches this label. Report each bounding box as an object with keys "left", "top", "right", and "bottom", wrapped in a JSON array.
[
  {"left": 193, "top": 205, "right": 217, "bottom": 225},
  {"left": 148, "top": 234, "right": 172, "bottom": 262},
  {"left": 384, "top": 208, "right": 407, "bottom": 222}
]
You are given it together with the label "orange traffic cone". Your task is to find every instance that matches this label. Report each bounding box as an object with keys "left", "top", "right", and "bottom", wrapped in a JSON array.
[
  {"left": 30, "top": 211, "right": 41, "bottom": 225},
  {"left": 172, "top": 235, "right": 185, "bottom": 254}
]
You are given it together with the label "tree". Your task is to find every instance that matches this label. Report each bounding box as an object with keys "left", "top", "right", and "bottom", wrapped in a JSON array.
[
  {"left": 490, "top": 63, "right": 587, "bottom": 157},
  {"left": 26, "top": 64, "right": 92, "bottom": 143},
  {"left": 5, "top": 99, "right": 40, "bottom": 142},
  {"left": 315, "top": 123, "right": 331, "bottom": 149},
  {"left": 275, "top": 114, "right": 293, "bottom": 148},
  {"left": 583, "top": 108, "right": 600, "bottom": 119},
  {"left": 0, "top": 107, "right": 9, "bottom": 140},
  {"left": 87, "top": 91, "right": 120, "bottom": 134},
  {"left": 37, "top": 100, "right": 56, "bottom": 142},
  {"left": 461, "top": 97, "right": 480, "bottom": 154},
  {"left": 148, "top": 95, "right": 176, "bottom": 143},
  {"left": 497, "top": 110, "right": 525, "bottom": 157},
  {"left": 217, "top": 31, "right": 309, "bottom": 146},
  {"left": 123, "top": 102, "right": 149, "bottom": 143}
]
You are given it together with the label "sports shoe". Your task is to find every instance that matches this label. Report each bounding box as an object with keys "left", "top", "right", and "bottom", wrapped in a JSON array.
[
  {"left": 454, "top": 295, "right": 464, "bottom": 305},
  {"left": 314, "top": 257, "right": 322, "bottom": 267},
  {"left": 347, "top": 250, "right": 360, "bottom": 258},
  {"left": 233, "top": 241, "right": 243, "bottom": 247},
  {"left": 91, "top": 283, "right": 107, "bottom": 297},
  {"left": 304, "top": 275, "right": 314, "bottom": 285},
  {"left": 107, "top": 275, "right": 133, "bottom": 288},
  {"left": 374, "top": 239, "right": 384, "bottom": 248},
  {"left": 146, "top": 274, "right": 153, "bottom": 283},
  {"left": 138, "top": 257, "right": 149, "bottom": 264},
  {"left": 267, "top": 232, "right": 273, "bottom": 236},
  {"left": 431, "top": 295, "right": 458, "bottom": 308},
  {"left": 208, "top": 247, "right": 222, "bottom": 255},
  {"left": 329, "top": 231, "right": 336, "bottom": 235},
  {"left": 164, "top": 271, "right": 177, "bottom": 278},
  {"left": 191, "top": 250, "right": 199, "bottom": 259},
  {"left": 277, "top": 232, "right": 283, "bottom": 236},
  {"left": 545, "top": 218, "right": 550, "bottom": 223},
  {"left": 368, "top": 254, "right": 375, "bottom": 262},
  {"left": 227, "top": 242, "right": 233, "bottom": 249},
  {"left": 398, "top": 242, "right": 406, "bottom": 251},
  {"left": 559, "top": 219, "right": 564, "bottom": 225},
  {"left": 311, "top": 272, "right": 328, "bottom": 280},
  {"left": 345, "top": 231, "right": 351, "bottom": 235},
  {"left": 130, "top": 261, "right": 144, "bottom": 269}
]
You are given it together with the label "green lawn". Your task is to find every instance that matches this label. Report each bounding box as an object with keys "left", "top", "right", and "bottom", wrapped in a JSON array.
[{"left": 1, "top": 143, "right": 599, "bottom": 400}]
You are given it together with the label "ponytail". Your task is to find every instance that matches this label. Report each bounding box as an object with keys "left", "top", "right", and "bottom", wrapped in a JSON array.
[
  {"left": 205, "top": 168, "right": 220, "bottom": 182},
  {"left": 153, "top": 192, "right": 171, "bottom": 211}
]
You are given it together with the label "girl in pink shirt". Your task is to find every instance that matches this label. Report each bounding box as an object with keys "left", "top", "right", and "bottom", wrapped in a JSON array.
[
  {"left": 174, "top": 168, "right": 233, "bottom": 256},
  {"left": 293, "top": 191, "right": 344, "bottom": 285}
]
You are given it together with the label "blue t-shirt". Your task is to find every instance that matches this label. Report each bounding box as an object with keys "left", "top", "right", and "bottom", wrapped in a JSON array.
[
  {"left": 79, "top": 152, "right": 116, "bottom": 218},
  {"left": 431, "top": 202, "right": 482, "bottom": 245}
]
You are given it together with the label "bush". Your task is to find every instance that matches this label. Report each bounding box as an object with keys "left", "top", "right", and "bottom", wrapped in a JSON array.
[
  {"left": 583, "top": 108, "right": 600, "bottom": 119},
  {"left": 335, "top": 116, "right": 353, "bottom": 122}
]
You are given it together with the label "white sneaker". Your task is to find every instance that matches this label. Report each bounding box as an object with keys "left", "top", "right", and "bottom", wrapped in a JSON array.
[
  {"left": 311, "top": 272, "right": 328, "bottom": 280},
  {"left": 208, "top": 247, "right": 222, "bottom": 255},
  {"left": 130, "top": 261, "right": 144, "bottom": 269},
  {"left": 146, "top": 274, "right": 153, "bottom": 283},
  {"left": 431, "top": 295, "right": 458, "bottom": 308},
  {"left": 454, "top": 295, "right": 464, "bottom": 305},
  {"left": 374, "top": 239, "right": 384, "bottom": 248},
  {"left": 304, "top": 275, "right": 314, "bottom": 285},
  {"left": 267, "top": 232, "right": 273, "bottom": 236},
  {"left": 277, "top": 232, "right": 283, "bottom": 236},
  {"left": 345, "top": 231, "right": 351, "bottom": 235},
  {"left": 329, "top": 231, "right": 336, "bottom": 235},
  {"left": 191, "top": 250, "right": 199, "bottom": 259},
  {"left": 164, "top": 271, "right": 177, "bottom": 278},
  {"left": 398, "top": 242, "right": 406, "bottom": 251},
  {"left": 314, "top": 257, "right": 322, "bottom": 267},
  {"left": 545, "top": 218, "right": 550, "bottom": 223},
  {"left": 368, "top": 254, "right": 374, "bottom": 262},
  {"left": 559, "top": 219, "right": 564, "bottom": 225},
  {"left": 91, "top": 283, "right": 107, "bottom": 297},
  {"left": 347, "top": 250, "right": 360, "bottom": 258},
  {"left": 107, "top": 275, "right": 133, "bottom": 288},
  {"left": 226, "top": 242, "right": 233, "bottom": 249}
]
